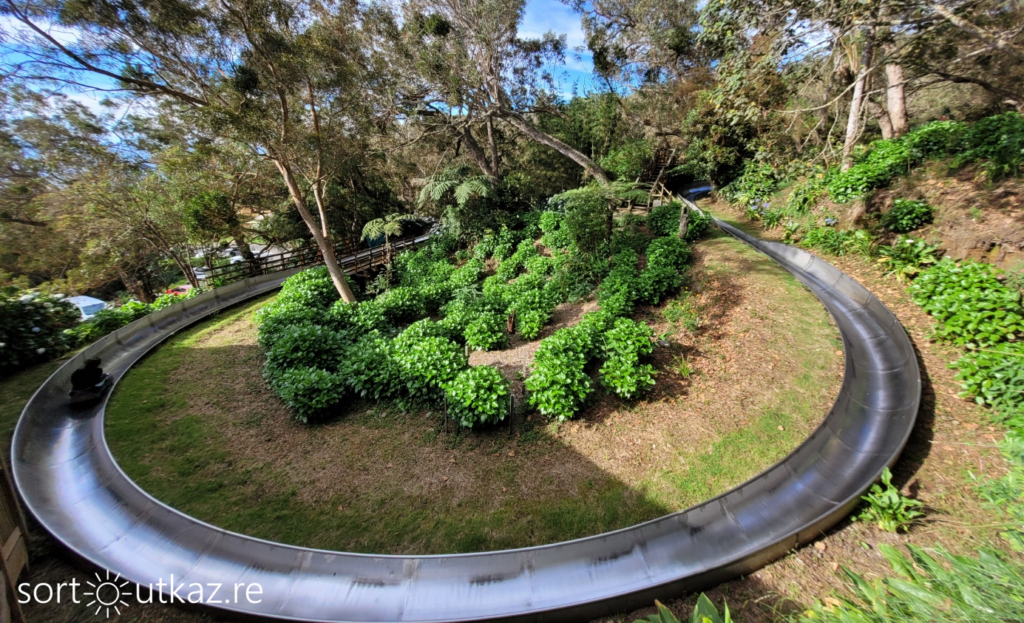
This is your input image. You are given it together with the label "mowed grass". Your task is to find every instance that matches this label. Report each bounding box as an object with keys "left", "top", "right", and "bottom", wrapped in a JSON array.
[
  {"left": 104, "top": 234, "right": 842, "bottom": 554},
  {"left": 0, "top": 359, "right": 65, "bottom": 448}
]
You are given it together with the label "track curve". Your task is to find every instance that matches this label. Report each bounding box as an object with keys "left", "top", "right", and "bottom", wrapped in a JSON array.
[{"left": 12, "top": 219, "right": 919, "bottom": 622}]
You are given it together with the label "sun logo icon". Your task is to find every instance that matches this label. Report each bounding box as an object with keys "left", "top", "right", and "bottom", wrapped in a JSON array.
[{"left": 84, "top": 569, "right": 131, "bottom": 618}]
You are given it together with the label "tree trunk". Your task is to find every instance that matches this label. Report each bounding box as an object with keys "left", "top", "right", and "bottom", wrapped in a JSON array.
[
  {"left": 118, "top": 268, "right": 155, "bottom": 303},
  {"left": 677, "top": 201, "right": 689, "bottom": 239},
  {"left": 842, "top": 29, "right": 876, "bottom": 171},
  {"left": 503, "top": 112, "right": 610, "bottom": 184},
  {"left": 885, "top": 61, "right": 909, "bottom": 137},
  {"left": 461, "top": 126, "right": 496, "bottom": 178},
  {"left": 865, "top": 98, "right": 894, "bottom": 140},
  {"left": 274, "top": 159, "right": 357, "bottom": 303}
]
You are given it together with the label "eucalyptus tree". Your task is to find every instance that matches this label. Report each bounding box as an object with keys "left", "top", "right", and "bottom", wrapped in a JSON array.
[
  {"left": 366, "top": 0, "right": 613, "bottom": 183},
  {"left": 1, "top": 0, "right": 373, "bottom": 302}
]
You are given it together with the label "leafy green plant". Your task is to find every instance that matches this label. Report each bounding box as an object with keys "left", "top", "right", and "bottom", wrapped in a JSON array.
[
  {"left": 445, "top": 365, "right": 510, "bottom": 427},
  {"left": 910, "top": 258, "right": 1024, "bottom": 347},
  {"left": 464, "top": 312, "right": 509, "bottom": 351},
  {"left": 600, "top": 318, "right": 656, "bottom": 399},
  {"left": 801, "top": 227, "right": 852, "bottom": 256},
  {"left": 856, "top": 467, "right": 924, "bottom": 532},
  {"left": 600, "top": 139, "right": 653, "bottom": 180},
  {"left": 721, "top": 160, "right": 781, "bottom": 206},
  {"left": 647, "top": 201, "right": 712, "bottom": 241},
  {"left": 340, "top": 331, "right": 404, "bottom": 400},
  {"left": 276, "top": 266, "right": 340, "bottom": 309},
  {"left": 634, "top": 594, "right": 732, "bottom": 623},
  {"left": 392, "top": 336, "right": 467, "bottom": 403},
  {"left": 262, "top": 321, "right": 348, "bottom": 385},
  {"left": 639, "top": 236, "right": 692, "bottom": 305},
  {"left": 950, "top": 342, "right": 1024, "bottom": 409},
  {"left": 524, "top": 315, "right": 612, "bottom": 421},
  {"left": 673, "top": 354, "right": 694, "bottom": 379},
  {"left": 800, "top": 545, "right": 1024, "bottom": 622},
  {"left": 597, "top": 249, "right": 641, "bottom": 317},
  {"left": 0, "top": 291, "right": 81, "bottom": 371},
  {"left": 882, "top": 199, "right": 934, "bottom": 233},
  {"left": 845, "top": 229, "right": 876, "bottom": 258},
  {"left": 274, "top": 366, "right": 346, "bottom": 424},
  {"left": 875, "top": 235, "right": 938, "bottom": 281},
  {"left": 951, "top": 111, "right": 1024, "bottom": 181}
]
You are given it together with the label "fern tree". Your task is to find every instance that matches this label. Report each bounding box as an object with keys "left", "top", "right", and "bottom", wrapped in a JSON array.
[
  {"left": 417, "top": 165, "right": 497, "bottom": 209},
  {"left": 362, "top": 213, "right": 417, "bottom": 264}
]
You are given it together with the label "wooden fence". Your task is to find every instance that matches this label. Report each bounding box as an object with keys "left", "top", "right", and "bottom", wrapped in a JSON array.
[
  {"left": 201, "top": 234, "right": 425, "bottom": 287},
  {"left": 0, "top": 452, "right": 27, "bottom": 623}
]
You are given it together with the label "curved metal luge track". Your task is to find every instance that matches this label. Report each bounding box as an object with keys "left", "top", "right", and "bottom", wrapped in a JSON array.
[{"left": 12, "top": 219, "right": 919, "bottom": 621}]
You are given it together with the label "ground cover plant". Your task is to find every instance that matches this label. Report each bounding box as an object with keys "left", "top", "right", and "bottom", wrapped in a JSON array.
[{"left": 253, "top": 197, "right": 704, "bottom": 427}]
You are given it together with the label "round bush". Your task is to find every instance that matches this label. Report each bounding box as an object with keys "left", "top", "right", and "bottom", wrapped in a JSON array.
[
  {"left": 0, "top": 292, "right": 80, "bottom": 371},
  {"left": 277, "top": 267, "right": 341, "bottom": 309},
  {"left": 882, "top": 199, "right": 934, "bottom": 233},
  {"left": 465, "top": 312, "right": 509, "bottom": 351},
  {"left": 275, "top": 366, "right": 347, "bottom": 424},
  {"left": 340, "top": 332, "right": 404, "bottom": 400},
  {"left": 393, "top": 336, "right": 467, "bottom": 402},
  {"left": 600, "top": 318, "right": 656, "bottom": 399},
  {"left": 263, "top": 321, "right": 348, "bottom": 384},
  {"left": 445, "top": 365, "right": 510, "bottom": 427}
]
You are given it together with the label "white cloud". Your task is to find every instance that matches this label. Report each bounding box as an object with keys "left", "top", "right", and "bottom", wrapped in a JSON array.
[{"left": 521, "top": 0, "right": 587, "bottom": 50}]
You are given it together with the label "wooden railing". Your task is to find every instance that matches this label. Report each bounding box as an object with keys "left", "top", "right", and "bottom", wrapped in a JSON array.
[{"left": 199, "top": 234, "right": 427, "bottom": 287}]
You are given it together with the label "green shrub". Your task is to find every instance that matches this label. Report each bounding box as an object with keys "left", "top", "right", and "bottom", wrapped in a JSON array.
[
  {"left": 397, "top": 318, "right": 455, "bottom": 343},
  {"left": 340, "top": 331, "right": 404, "bottom": 400},
  {"left": 647, "top": 201, "right": 711, "bottom": 241},
  {"left": 449, "top": 258, "right": 484, "bottom": 288},
  {"left": 445, "top": 365, "right": 510, "bottom": 427},
  {"left": 951, "top": 111, "right": 1024, "bottom": 181},
  {"left": 516, "top": 308, "right": 549, "bottom": 341},
  {"left": 875, "top": 235, "right": 938, "bottom": 282},
  {"left": 600, "top": 317, "right": 656, "bottom": 399},
  {"left": 524, "top": 254, "right": 553, "bottom": 275},
  {"left": 526, "top": 329, "right": 592, "bottom": 421},
  {"left": 276, "top": 266, "right": 340, "bottom": 309},
  {"left": 326, "top": 300, "right": 390, "bottom": 335},
  {"left": 68, "top": 300, "right": 154, "bottom": 345},
  {"left": 375, "top": 286, "right": 426, "bottom": 322},
  {"left": 950, "top": 342, "right": 1024, "bottom": 410},
  {"left": 274, "top": 366, "right": 347, "bottom": 424},
  {"left": 647, "top": 201, "right": 680, "bottom": 238},
  {"left": 556, "top": 186, "right": 609, "bottom": 254},
  {"left": 597, "top": 249, "right": 641, "bottom": 316},
  {"left": 721, "top": 160, "right": 782, "bottom": 206},
  {"left": 495, "top": 239, "right": 539, "bottom": 280},
  {"left": 799, "top": 545, "right": 1024, "bottom": 623},
  {"left": 491, "top": 228, "right": 520, "bottom": 262},
  {"left": 263, "top": 321, "right": 347, "bottom": 384},
  {"left": 634, "top": 594, "right": 733, "bottom": 623},
  {"left": 910, "top": 258, "right": 1024, "bottom": 347},
  {"left": 856, "top": 467, "right": 924, "bottom": 532},
  {"left": 801, "top": 227, "right": 853, "bottom": 255},
  {"left": 392, "top": 336, "right": 467, "bottom": 403},
  {"left": 600, "top": 139, "right": 653, "bottom": 181},
  {"left": 882, "top": 199, "right": 934, "bottom": 233},
  {"left": 464, "top": 312, "right": 509, "bottom": 351},
  {"left": 785, "top": 171, "right": 830, "bottom": 214},
  {"left": 473, "top": 233, "right": 497, "bottom": 259},
  {"left": 639, "top": 236, "right": 692, "bottom": 304},
  {"left": 0, "top": 292, "right": 81, "bottom": 371}
]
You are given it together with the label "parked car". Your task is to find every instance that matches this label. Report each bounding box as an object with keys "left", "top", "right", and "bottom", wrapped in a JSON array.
[
  {"left": 165, "top": 285, "right": 193, "bottom": 295},
  {"left": 67, "top": 295, "right": 107, "bottom": 321}
]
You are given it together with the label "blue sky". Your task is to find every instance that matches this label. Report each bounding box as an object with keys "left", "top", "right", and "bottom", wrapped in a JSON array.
[{"left": 520, "top": 0, "right": 599, "bottom": 98}]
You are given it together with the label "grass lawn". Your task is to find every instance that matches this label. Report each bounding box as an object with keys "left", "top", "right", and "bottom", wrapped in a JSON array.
[{"left": 105, "top": 232, "right": 843, "bottom": 555}]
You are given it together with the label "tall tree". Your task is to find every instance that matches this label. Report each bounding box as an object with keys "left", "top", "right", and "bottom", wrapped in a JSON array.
[{"left": 1, "top": 0, "right": 370, "bottom": 301}]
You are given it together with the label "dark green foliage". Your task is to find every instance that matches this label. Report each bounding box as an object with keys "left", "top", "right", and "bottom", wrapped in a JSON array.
[
  {"left": 951, "top": 111, "right": 1024, "bottom": 181},
  {"left": 0, "top": 292, "right": 81, "bottom": 371},
  {"left": 599, "top": 139, "right": 653, "bottom": 181},
  {"left": 392, "top": 335, "right": 467, "bottom": 403},
  {"left": 274, "top": 367, "right": 347, "bottom": 424},
  {"left": 539, "top": 210, "right": 571, "bottom": 250},
  {"left": 556, "top": 186, "right": 609, "bottom": 254},
  {"left": 449, "top": 258, "right": 485, "bottom": 288},
  {"left": 326, "top": 299, "right": 391, "bottom": 335},
  {"left": 882, "top": 199, "right": 934, "bottom": 233},
  {"left": 600, "top": 317, "right": 656, "bottom": 399},
  {"left": 445, "top": 365, "right": 510, "bottom": 427},
  {"left": 910, "top": 258, "right": 1024, "bottom": 347},
  {"left": 263, "top": 321, "right": 348, "bottom": 385},
  {"left": 720, "top": 160, "right": 781, "bottom": 206},
  {"left": 875, "top": 236, "right": 938, "bottom": 282},
  {"left": 597, "top": 249, "right": 641, "bottom": 317},
  {"left": 464, "top": 312, "right": 509, "bottom": 351},
  {"left": 525, "top": 325, "right": 593, "bottom": 421},
  {"left": 856, "top": 467, "right": 924, "bottom": 532},
  {"left": 495, "top": 239, "right": 539, "bottom": 280},
  {"left": 375, "top": 286, "right": 426, "bottom": 322},
  {"left": 639, "top": 237, "right": 692, "bottom": 304},
  {"left": 276, "top": 266, "right": 339, "bottom": 310},
  {"left": 340, "top": 331, "right": 404, "bottom": 401},
  {"left": 951, "top": 343, "right": 1024, "bottom": 411},
  {"left": 647, "top": 201, "right": 712, "bottom": 241},
  {"left": 801, "top": 227, "right": 853, "bottom": 256}
]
